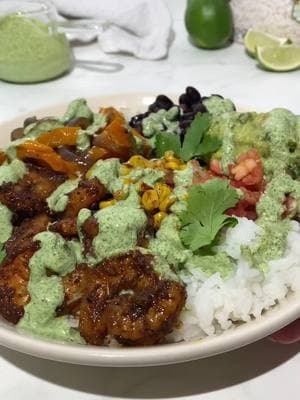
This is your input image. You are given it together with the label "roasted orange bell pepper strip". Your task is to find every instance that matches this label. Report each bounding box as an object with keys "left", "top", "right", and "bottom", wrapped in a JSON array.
[
  {"left": 37, "top": 127, "right": 79, "bottom": 148},
  {"left": 96, "top": 119, "right": 133, "bottom": 161},
  {"left": 94, "top": 108, "right": 133, "bottom": 160},
  {"left": 100, "top": 107, "right": 126, "bottom": 124},
  {"left": 88, "top": 146, "right": 110, "bottom": 162},
  {"left": 17, "top": 141, "right": 80, "bottom": 176},
  {"left": 0, "top": 150, "right": 6, "bottom": 165}
]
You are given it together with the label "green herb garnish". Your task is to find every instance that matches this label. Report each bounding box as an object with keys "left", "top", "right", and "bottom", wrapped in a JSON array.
[
  {"left": 179, "top": 179, "right": 239, "bottom": 251},
  {"left": 155, "top": 113, "right": 221, "bottom": 161}
]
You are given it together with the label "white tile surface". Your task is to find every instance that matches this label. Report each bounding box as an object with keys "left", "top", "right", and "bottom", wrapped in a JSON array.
[{"left": 0, "top": 1, "right": 299, "bottom": 398}]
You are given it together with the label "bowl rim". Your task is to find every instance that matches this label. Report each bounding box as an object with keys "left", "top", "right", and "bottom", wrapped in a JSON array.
[{"left": 0, "top": 92, "right": 299, "bottom": 367}]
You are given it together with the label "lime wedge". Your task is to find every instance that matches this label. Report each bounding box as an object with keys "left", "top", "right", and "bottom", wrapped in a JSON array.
[
  {"left": 256, "top": 45, "right": 300, "bottom": 72},
  {"left": 244, "top": 30, "right": 289, "bottom": 56}
]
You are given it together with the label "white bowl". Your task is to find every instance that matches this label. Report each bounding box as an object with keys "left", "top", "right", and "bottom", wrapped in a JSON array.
[{"left": 0, "top": 93, "right": 299, "bottom": 367}]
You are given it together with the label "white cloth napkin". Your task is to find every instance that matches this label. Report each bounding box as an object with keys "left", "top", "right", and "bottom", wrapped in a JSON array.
[{"left": 52, "top": 0, "right": 172, "bottom": 60}]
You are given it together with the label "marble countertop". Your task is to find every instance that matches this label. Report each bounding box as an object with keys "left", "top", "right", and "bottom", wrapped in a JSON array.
[{"left": 0, "top": 1, "right": 299, "bottom": 399}]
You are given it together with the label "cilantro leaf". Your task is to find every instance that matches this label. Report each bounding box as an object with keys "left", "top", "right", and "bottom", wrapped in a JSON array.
[
  {"left": 155, "top": 131, "right": 181, "bottom": 158},
  {"left": 155, "top": 112, "right": 221, "bottom": 161},
  {"left": 179, "top": 179, "right": 239, "bottom": 251},
  {"left": 195, "top": 134, "right": 222, "bottom": 156},
  {"left": 181, "top": 113, "right": 211, "bottom": 161}
]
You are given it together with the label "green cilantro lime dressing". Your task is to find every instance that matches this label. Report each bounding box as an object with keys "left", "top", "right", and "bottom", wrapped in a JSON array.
[
  {"left": 171, "top": 164, "right": 193, "bottom": 215},
  {"left": 61, "top": 99, "right": 93, "bottom": 123},
  {"left": 90, "top": 188, "right": 147, "bottom": 264},
  {"left": 142, "top": 107, "right": 180, "bottom": 144},
  {"left": 203, "top": 95, "right": 235, "bottom": 116},
  {"left": 149, "top": 215, "right": 192, "bottom": 270},
  {"left": 0, "top": 159, "right": 27, "bottom": 185},
  {"left": 188, "top": 252, "right": 234, "bottom": 278},
  {"left": 219, "top": 114, "right": 237, "bottom": 173},
  {"left": 76, "top": 113, "right": 107, "bottom": 151},
  {"left": 262, "top": 109, "right": 299, "bottom": 178},
  {"left": 18, "top": 232, "right": 84, "bottom": 343},
  {"left": 89, "top": 158, "right": 123, "bottom": 194},
  {"left": 0, "top": 15, "right": 73, "bottom": 83},
  {"left": 174, "top": 163, "right": 194, "bottom": 188},
  {"left": 61, "top": 98, "right": 107, "bottom": 151},
  {"left": 245, "top": 173, "right": 300, "bottom": 270},
  {"left": 47, "top": 178, "right": 80, "bottom": 213},
  {"left": 128, "top": 167, "right": 165, "bottom": 187},
  {"left": 0, "top": 203, "right": 13, "bottom": 244}
]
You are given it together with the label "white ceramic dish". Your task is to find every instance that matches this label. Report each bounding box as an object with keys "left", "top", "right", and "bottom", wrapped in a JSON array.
[{"left": 0, "top": 93, "right": 299, "bottom": 367}]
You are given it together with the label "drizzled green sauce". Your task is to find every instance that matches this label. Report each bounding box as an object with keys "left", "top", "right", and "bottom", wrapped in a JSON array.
[{"left": 18, "top": 232, "right": 84, "bottom": 343}]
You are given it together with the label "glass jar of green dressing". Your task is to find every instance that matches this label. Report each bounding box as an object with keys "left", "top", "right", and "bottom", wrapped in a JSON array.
[{"left": 0, "top": 0, "right": 74, "bottom": 83}]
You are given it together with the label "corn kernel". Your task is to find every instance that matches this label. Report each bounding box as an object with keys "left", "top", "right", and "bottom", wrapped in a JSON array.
[
  {"left": 153, "top": 211, "right": 167, "bottom": 229},
  {"left": 128, "top": 155, "right": 152, "bottom": 169},
  {"left": 178, "top": 164, "right": 187, "bottom": 170},
  {"left": 159, "top": 195, "right": 176, "bottom": 212},
  {"left": 99, "top": 199, "right": 117, "bottom": 209},
  {"left": 154, "top": 183, "right": 172, "bottom": 201},
  {"left": 141, "top": 189, "right": 159, "bottom": 211},
  {"left": 123, "top": 178, "right": 133, "bottom": 185},
  {"left": 164, "top": 161, "right": 181, "bottom": 170},
  {"left": 120, "top": 165, "right": 131, "bottom": 176},
  {"left": 85, "top": 167, "right": 94, "bottom": 179},
  {"left": 153, "top": 159, "right": 164, "bottom": 169},
  {"left": 164, "top": 151, "right": 176, "bottom": 161},
  {"left": 114, "top": 190, "right": 127, "bottom": 201}
]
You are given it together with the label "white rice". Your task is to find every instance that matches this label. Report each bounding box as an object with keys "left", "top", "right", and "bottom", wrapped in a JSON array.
[
  {"left": 231, "top": 0, "right": 300, "bottom": 43},
  {"left": 171, "top": 218, "right": 300, "bottom": 342}
]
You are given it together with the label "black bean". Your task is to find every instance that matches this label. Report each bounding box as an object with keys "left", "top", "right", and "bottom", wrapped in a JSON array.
[
  {"left": 129, "top": 113, "right": 148, "bottom": 131},
  {"left": 179, "top": 120, "right": 192, "bottom": 130},
  {"left": 192, "top": 103, "right": 207, "bottom": 113},
  {"left": 65, "top": 117, "right": 91, "bottom": 129},
  {"left": 154, "top": 95, "right": 174, "bottom": 110},
  {"left": 186, "top": 86, "right": 201, "bottom": 103},
  {"left": 11, "top": 127, "right": 24, "bottom": 141},
  {"left": 23, "top": 116, "right": 37, "bottom": 127}
]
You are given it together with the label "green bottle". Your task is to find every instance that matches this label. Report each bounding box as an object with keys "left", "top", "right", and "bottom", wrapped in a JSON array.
[{"left": 185, "top": 0, "right": 234, "bottom": 49}]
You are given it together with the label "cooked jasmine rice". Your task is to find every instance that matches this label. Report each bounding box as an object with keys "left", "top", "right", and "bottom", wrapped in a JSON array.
[{"left": 171, "top": 218, "right": 300, "bottom": 342}]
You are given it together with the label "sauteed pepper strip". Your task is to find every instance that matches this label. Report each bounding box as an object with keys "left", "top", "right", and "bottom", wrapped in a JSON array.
[
  {"left": 17, "top": 141, "right": 80, "bottom": 176},
  {"left": 37, "top": 127, "right": 79, "bottom": 147}
]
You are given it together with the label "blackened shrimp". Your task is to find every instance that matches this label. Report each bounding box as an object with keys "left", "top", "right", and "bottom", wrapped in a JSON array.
[
  {"left": 60, "top": 251, "right": 186, "bottom": 346},
  {"left": 0, "top": 163, "right": 65, "bottom": 217},
  {"left": 5, "top": 214, "right": 51, "bottom": 261},
  {"left": 0, "top": 250, "right": 32, "bottom": 324},
  {"left": 63, "top": 178, "right": 106, "bottom": 218}
]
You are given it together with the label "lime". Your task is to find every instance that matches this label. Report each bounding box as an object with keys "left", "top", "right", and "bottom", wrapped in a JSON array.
[
  {"left": 185, "top": 0, "right": 233, "bottom": 49},
  {"left": 244, "top": 30, "right": 290, "bottom": 57},
  {"left": 256, "top": 45, "right": 300, "bottom": 72}
]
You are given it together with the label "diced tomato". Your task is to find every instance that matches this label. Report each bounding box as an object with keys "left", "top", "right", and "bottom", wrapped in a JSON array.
[
  {"left": 206, "top": 149, "right": 264, "bottom": 220},
  {"left": 209, "top": 159, "right": 223, "bottom": 175},
  {"left": 229, "top": 149, "right": 264, "bottom": 191}
]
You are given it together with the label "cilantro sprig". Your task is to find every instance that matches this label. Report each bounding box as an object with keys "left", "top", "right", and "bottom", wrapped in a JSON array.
[
  {"left": 179, "top": 179, "right": 239, "bottom": 251},
  {"left": 155, "top": 113, "right": 221, "bottom": 161}
]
